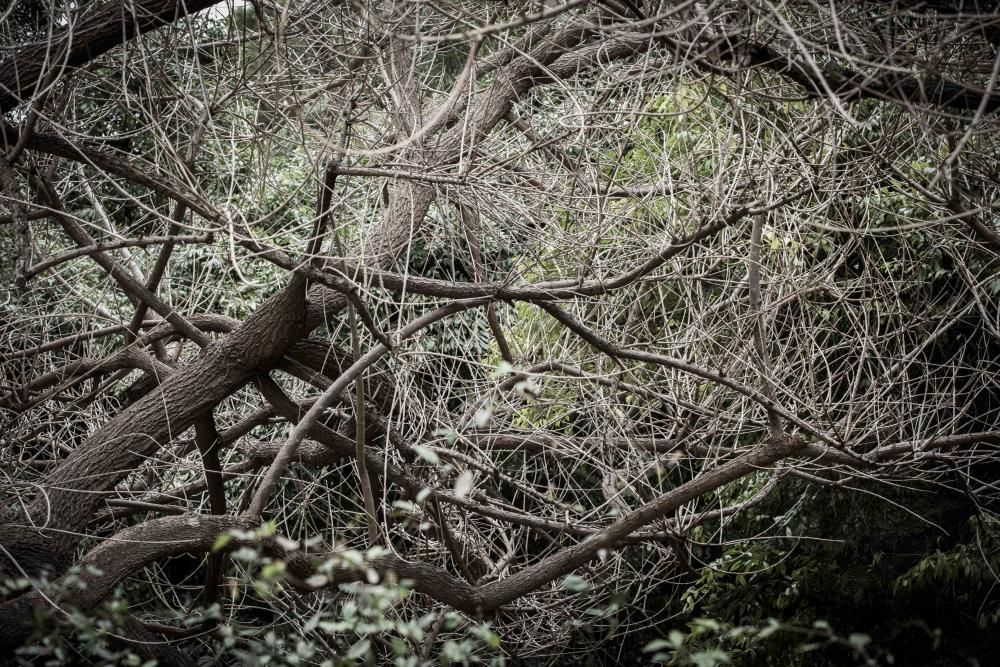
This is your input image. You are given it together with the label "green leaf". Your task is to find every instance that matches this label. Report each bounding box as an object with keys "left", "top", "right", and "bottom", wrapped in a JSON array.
[
  {"left": 412, "top": 445, "right": 440, "bottom": 465},
  {"left": 472, "top": 405, "right": 494, "bottom": 429},
  {"left": 260, "top": 561, "right": 286, "bottom": 579},
  {"left": 643, "top": 639, "right": 674, "bottom": 652},
  {"left": 346, "top": 638, "right": 371, "bottom": 660},
  {"left": 454, "top": 470, "right": 475, "bottom": 498},
  {"left": 757, "top": 619, "right": 782, "bottom": 639},
  {"left": 494, "top": 361, "right": 515, "bottom": 377},
  {"left": 561, "top": 574, "right": 590, "bottom": 592},
  {"left": 302, "top": 613, "right": 321, "bottom": 634},
  {"left": 213, "top": 532, "right": 233, "bottom": 553},
  {"left": 691, "top": 649, "right": 730, "bottom": 667}
]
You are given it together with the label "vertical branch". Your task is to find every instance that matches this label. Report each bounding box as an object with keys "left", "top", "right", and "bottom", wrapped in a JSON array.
[
  {"left": 349, "top": 302, "right": 381, "bottom": 546},
  {"left": 307, "top": 98, "right": 354, "bottom": 264},
  {"left": 458, "top": 201, "right": 514, "bottom": 363},
  {"left": 127, "top": 112, "right": 211, "bottom": 356},
  {"left": 380, "top": 2, "right": 423, "bottom": 138},
  {"left": 315, "top": 98, "right": 379, "bottom": 545},
  {"left": 0, "top": 159, "right": 31, "bottom": 289},
  {"left": 193, "top": 412, "right": 227, "bottom": 606},
  {"left": 748, "top": 213, "right": 784, "bottom": 437},
  {"left": 1, "top": 159, "right": 32, "bottom": 409}
]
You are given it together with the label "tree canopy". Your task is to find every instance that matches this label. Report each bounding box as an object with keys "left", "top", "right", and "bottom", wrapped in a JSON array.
[{"left": 1, "top": 1, "right": 999, "bottom": 665}]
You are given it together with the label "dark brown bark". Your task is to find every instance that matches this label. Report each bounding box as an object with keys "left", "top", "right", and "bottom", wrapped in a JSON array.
[
  {"left": 0, "top": 279, "right": 308, "bottom": 577},
  {"left": 0, "top": 0, "right": 220, "bottom": 114},
  {"left": 740, "top": 42, "right": 1000, "bottom": 114},
  {"left": 0, "top": 4, "right": 859, "bottom": 658},
  {"left": 0, "top": 435, "right": 804, "bottom": 653},
  {"left": 193, "top": 413, "right": 226, "bottom": 604},
  {"left": 0, "top": 124, "right": 219, "bottom": 222},
  {"left": 0, "top": 16, "right": 637, "bottom": 584}
]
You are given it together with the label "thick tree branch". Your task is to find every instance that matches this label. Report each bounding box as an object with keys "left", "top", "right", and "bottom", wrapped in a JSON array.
[{"left": 0, "top": 0, "right": 220, "bottom": 114}]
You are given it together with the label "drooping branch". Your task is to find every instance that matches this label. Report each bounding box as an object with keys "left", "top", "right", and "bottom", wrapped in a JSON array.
[
  {"left": 737, "top": 41, "right": 1000, "bottom": 114},
  {"left": 0, "top": 279, "right": 308, "bottom": 574},
  {"left": 22, "top": 232, "right": 213, "bottom": 282},
  {"left": 0, "top": 125, "right": 221, "bottom": 222},
  {"left": 0, "top": 0, "right": 221, "bottom": 114},
  {"left": 0, "top": 435, "right": 805, "bottom": 647}
]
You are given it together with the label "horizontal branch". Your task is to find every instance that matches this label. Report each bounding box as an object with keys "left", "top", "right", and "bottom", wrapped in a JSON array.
[
  {"left": 0, "top": 435, "right": 804, "bottom": 646},
  {"left": 730, "top": 40, "right": 1000, "bottom": 114},
  {"left": 1, "top": 125, "right": 221, "bottom": 222},
  {"left": 23, "top": 233, "right": 213, "bottom": 281},
  {"left": 0, "top": 0, "right": 219, "bottom": 114},
  {"left": 332, "top": 165, "right": 467, "bottom": 186},
  {"left": 260, "top": 204, "right": 755, "bottom": 305}
]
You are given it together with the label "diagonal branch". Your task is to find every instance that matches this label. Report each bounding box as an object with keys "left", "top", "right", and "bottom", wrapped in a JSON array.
[{"left": 0, "top": 0, "right": 220, "bottom": 114}]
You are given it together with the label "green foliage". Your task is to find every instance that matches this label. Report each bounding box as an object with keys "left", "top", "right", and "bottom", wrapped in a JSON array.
[
  {"left": 894, "top": 514, "right": 1000, "bottom": 629},
  {"left": 5, "top": 3, "right": 1000, "bottom": 666},
  {"left": 6, "top": 533, "right": 508, "bottom": 666},
  {"left": 5, "top": 568, "right": 156, "bottom": 667},
  {"left": 642, "top": 617, "right": 883, "bottom": 666},
  {"left": 657, "top": 481, "right": 1000, "bottom": 665}
]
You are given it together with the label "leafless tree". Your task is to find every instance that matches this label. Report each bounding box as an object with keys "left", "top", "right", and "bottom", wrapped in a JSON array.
[{"left": 1, "top": 0, "right": 999, "bottom": 663}]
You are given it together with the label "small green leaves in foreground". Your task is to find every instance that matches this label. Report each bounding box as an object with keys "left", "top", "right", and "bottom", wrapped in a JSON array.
[{"left": 643, "top": 617, "right": 886, "bottom": 666}]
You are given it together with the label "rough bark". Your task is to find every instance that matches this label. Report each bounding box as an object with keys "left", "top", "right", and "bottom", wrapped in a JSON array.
[
  {"left": 0, "top": 3, "right": 628, "bottom": 582},
  {"left": 0, "top": 436, "right": 804, "bottom": 653},
  {"left": 0, "top": 280, "right": 308, "bottom": 577},
  {"left": 0, "top": 0, "right": 220, "bottom": 114}
]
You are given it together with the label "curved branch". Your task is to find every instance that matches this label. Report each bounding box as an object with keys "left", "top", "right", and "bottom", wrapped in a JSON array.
[
  {"left": 247, "top": 298, "right": 490, "bottom": 518},
  {"left": 1, "top": 125, "right": 221, "bottom": 222},
  {"left": 23, "top": 233, "right": 212, "bottom": 281},
  {"left": 0, "top": 0, "right": 220, "bottom": 114}
]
